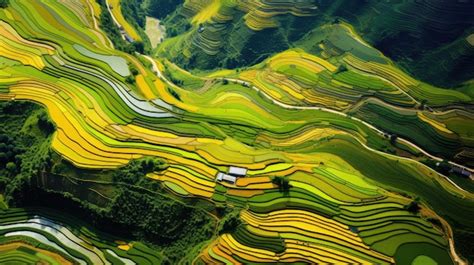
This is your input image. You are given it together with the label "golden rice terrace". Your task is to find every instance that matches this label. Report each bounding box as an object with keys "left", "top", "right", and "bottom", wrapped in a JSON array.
[{"left": 0, "top": 0, "right": 473, "bottom": 264}]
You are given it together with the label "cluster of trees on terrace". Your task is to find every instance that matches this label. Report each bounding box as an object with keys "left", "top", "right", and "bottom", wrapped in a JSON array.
[
  {"left": 0, "top": 101, "right": 218, "bottom": 263},
  {"left": 0, "top": 0, "right": 9, "bottom": 8},
  {"left": 96, "top": 0, "right": 145, "bottom": 54},
  {"left": 0, "top": 101, "right": 54, "bottom": 206}
]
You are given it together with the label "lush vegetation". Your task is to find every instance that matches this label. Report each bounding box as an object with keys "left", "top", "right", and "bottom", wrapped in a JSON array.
[{"left": 0, "top": 0, "right": 473, "bottom": 264}]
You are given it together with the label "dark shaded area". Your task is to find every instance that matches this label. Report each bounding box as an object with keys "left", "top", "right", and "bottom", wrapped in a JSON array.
[
  {"left": 0, "top": 101, "right": 215, "bottom": 263},
  {"left": 145, "top": 0, "right": 184, "bottom": 19},
  {"left": 233, "top": 225, "right": 286, "bottom": 253},
  {"left": 160, "top": 10, "right": 322, "bottom": 70},
  {"left": 152, "top": 0, "right": 473, "bottom": 87},
  {"left": 271, "top": 176, "right": 291, "bottom": 194},
  {"left": 95, "top": 0, "right": 145, "bottom": 54},
  {"left": 0, "top": 0, "right": 9, "bottom": 9},
  {"left": 319, "top": 0, "right": 474, "bottom": 87},
  {"left": 394, "top": 242, "right": 454, "bottom": 265},
  {"left": 453, "top": 227, "right": 474, "bottom": 263},
  {"left": 0, "top": 101, "right": 54, "bottom": 205},
  {"left": 217, "top": 208, "right": 241, "bottom": 235},
  {"left": 112, "top": 157, "right": 168, "bottom": 184}
]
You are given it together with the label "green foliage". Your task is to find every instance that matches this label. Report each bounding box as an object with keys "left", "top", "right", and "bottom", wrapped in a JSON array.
[
  {"left": 272, "top": 176, "right": 291, "bottom": 194},
  {"left": 95, "top": 0, "right": 142, "bottom": 54},
  {"left": 422, "top": 159, "right": 452, "bottom": 176},
  {"left": 404, "top": 200, "right": 421, "bottom": 214},
  {"left": 132, "top": 41, "right": 145, "bottom": 54},
  {"left": 0, "top": 0, "right": 9, "bottom": 8},
  {"left": 0, "top": 102, "right": 54, "bottom": 206},
  {"left": 389, "top": 134, "right": 398, "bottom": 145},
  {"left": 129, "top": 64, "right": 139, "bottom": 76},
  {"left": 120, "top": 0, "right": 145, "bottom": 27},
  {"left": 218, "top": 208, "right": 242, "bottom": 235},
  {"left": 107, "top": 188, "right": 215, "bottom": 261},
  {"left": 5, "top": 162, "right": 16, "bottom": 174},
  {"left": 453, "top": 228, "right": 474, "bottom": 263},
  {"left": 125, "top": 75, "right": 135, "bottom": 84},
  {"left": 112, "top": 156, "right": 168, "bottom": 185},
  {"left": 320, "top": 1, "right": 474, "bottom": 87},
  {"left": 144, "top": 0, "right": 183, "bottom": 19},
  {"left": 37, "top": 111, "right": 55, "bottom": 135},
  {"left": 334, "top": 64, "right": 348, "bottom": 74},
  {"left": 167, "top": 87, "right": 181, "bottom": 101},
  {"left": 118, "top": 0, "right": 153, "bottom": 53}
]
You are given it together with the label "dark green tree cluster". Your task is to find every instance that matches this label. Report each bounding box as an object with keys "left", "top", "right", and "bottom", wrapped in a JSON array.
[
  {"left": 0, "top": 0, "right": 9, "bottom": 9},
  {"left": 272, "top": 176, "right": 291, "bottom": 194},
  {"left": 167, "top": 87, "right": 181, "bottom": 101},
  {"left": 105, "top": 188, "right": 215, "bottom": 262},
  {"left": 37, "top": 111, "right": 56, "bottom": 135},
  {"left": 120, "top": 0, "right": 146, "bottom": 27},
  {"left": 404, "top": 199, "right": 421, "bottom": 214},
  {"left": 1, "top": 102, "right": 213, "bottom": 263},
  {"left": 0, "top": 102, "right": 55, "bottom": 206},
  {"left": 422, "top": 159, "right": 452, "bottom": 176},
  {"left": 112, "top": 156, "right": 168, "bottom": 185},
  {"left": 0, "top": 134, "right": 23, "bottom": 178},
  {"left": 144, "top": 0, "right": 183, "bottom": 19},
  {"left": 117, "top": 0, "right": 151, "bottom": 53},
  {"left": 108, "top": 188, "right": 213, "bottom": 241},
  {"left": 95, "top": 0, "right": 145, "bottom": 54},
  {"left": 217, "top": 208, "right": 242, "bottom": 235}
]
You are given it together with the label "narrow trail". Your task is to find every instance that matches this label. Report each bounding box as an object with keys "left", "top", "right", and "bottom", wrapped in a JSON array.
[
  {"left": 102, "top": 0, "right": 473, "bottom": 182},
  {"left": 222, "top": 78, "right": 473, "bottom": 172},
  {"left": 220, "top": 77, "right": 471, "bottom": 193}
]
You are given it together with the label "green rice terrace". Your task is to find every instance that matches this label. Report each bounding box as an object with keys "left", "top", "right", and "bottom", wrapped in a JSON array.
[{"left": 0, "top": 0, "right": 473, "bottom": 264}]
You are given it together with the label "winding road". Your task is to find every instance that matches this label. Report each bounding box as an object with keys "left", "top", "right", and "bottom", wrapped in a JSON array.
[
  {"left": 142, "top": 55, "right": 473, "bottom": 194},
  {"left": 106, "top": 1, "right": 473, "bottom": 193}
]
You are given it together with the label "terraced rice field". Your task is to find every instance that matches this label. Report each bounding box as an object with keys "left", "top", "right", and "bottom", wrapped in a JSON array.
[
  {"left": 0, "top": 0, "right": 473, "bottom": 264},
  {"left": 106, "top": 0, "right": 141, "bottom": 41},
  {"left": 0, "top": 209, "right": 163, "bottom": 265}
]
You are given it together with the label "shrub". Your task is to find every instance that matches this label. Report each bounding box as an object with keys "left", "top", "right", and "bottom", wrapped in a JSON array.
[
  {"left": 404, "top": 200, "right": 421, "bottom": 214},
  {"left": 0, "top": 0, "right": 9, "bottom": 8},
  {"left": 218, "top": 208, "right": 242, "bottom": 235},
  {"left": 272, "top": 176, "right": 291, "bottom": 193}
]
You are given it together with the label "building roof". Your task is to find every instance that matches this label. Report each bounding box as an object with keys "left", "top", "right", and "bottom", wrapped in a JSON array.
[
  {"left": 216, "top": 172, "right": 237, "bottom": 184},
  {"left": 222, "top": 174, "right": 237, "bottom": 184},
  {"left": 452, "top": 167, "right": 472, "bottom": 177},
  {"left": 228, "top": 166, "right": 247, "bottom": 176}
]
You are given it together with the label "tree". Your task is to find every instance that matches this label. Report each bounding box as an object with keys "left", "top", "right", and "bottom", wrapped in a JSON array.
[
  {"left": 420, "top": 99, "right": 428, "bottom": 110},
  {"left": 0, "top": 0, "right": 9, "bottom": 8},
  {"left": 132, "top": 41, "right": 144, "bottom": 54},
  {"left": 145, "top": 0, "right": 183, "bottom": 19},
  {"left": 272, "top": 176, "right": 291, "bottom": 194},
  {"left": 130, "top": 65, "right": 139, "bottom": 76},
  {"left": 125, "top": 76, "right": 135, "bottom": 84},
  {"left": 404, "top": 200, "right": 421, "bottom": 214},
  {"left": 335, "top": 64, "right": 348, "bottom": 74},
  {"left": 218, "top": 209, "right": 242, "bottom": 235},
  {"left": 6, "top": 162, "right": 16, "bottom": 174},
  {"left": 38, "top": 112, "right": 55, "bottom": 134},
  {"left": 140, "top": 157, "right": 168, "bottom": 173}
]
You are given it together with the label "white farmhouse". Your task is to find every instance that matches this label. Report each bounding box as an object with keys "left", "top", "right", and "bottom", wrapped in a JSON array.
[
  {"left": 216, "top": 172, "right": 237, "bottom": 184},
  {"left": 228, "top": 166, "right": 247, "bottom": 176}
]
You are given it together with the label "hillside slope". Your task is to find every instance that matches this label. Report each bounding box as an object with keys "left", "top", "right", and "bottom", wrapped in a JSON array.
[{"left": 153, "top": 0, "right": 473, "bottom": 88}]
